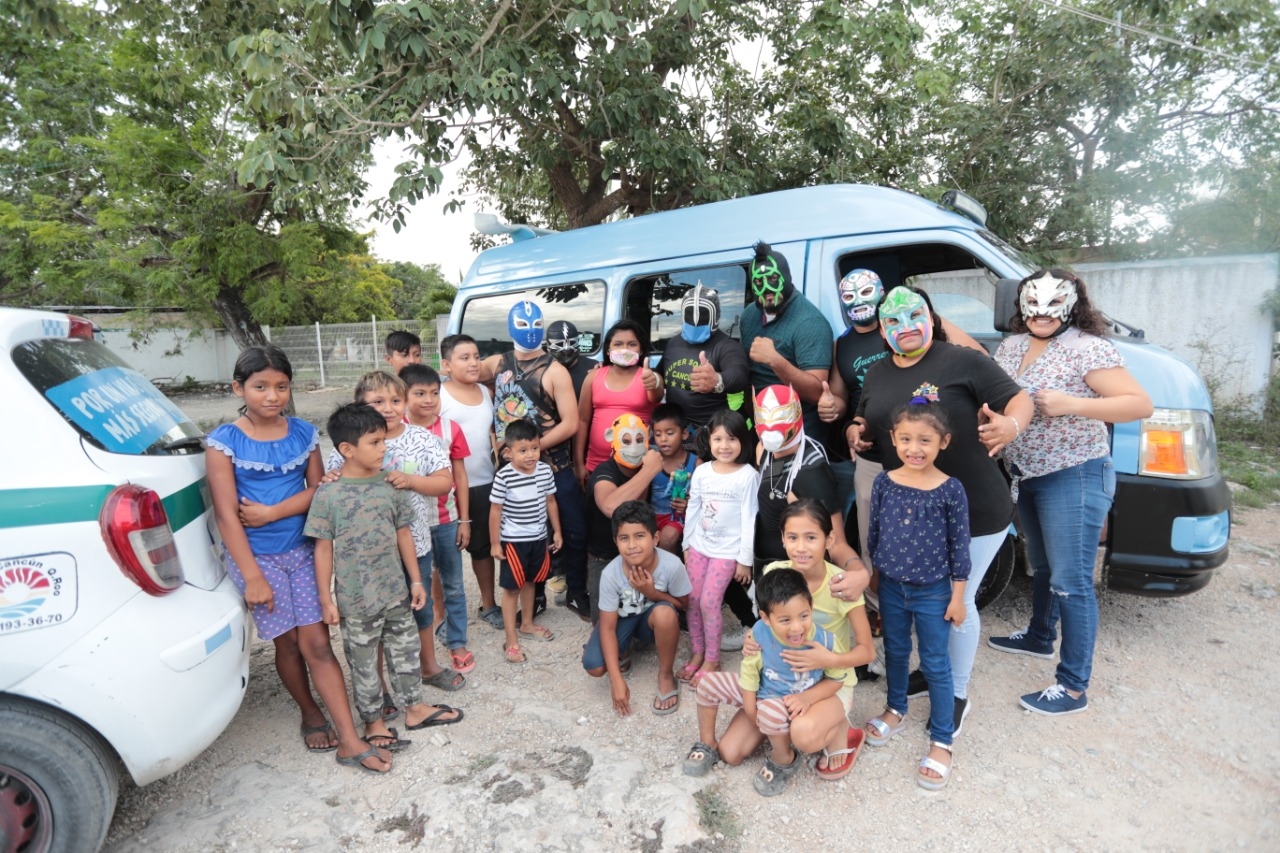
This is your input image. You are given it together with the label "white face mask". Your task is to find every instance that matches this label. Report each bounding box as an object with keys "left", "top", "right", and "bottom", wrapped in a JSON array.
[
  {"left": 759, "top": 431, "right": 784, "bottom": 453},
  {"left": 609, "top": 349, "right": 640, "bottom": 367}
]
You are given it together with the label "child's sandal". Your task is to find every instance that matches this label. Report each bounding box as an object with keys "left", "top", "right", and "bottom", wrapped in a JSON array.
[
  {"left": 752, "top": 751, "right": 802, "bottom": 797},
  {"left": 503, "top": 643, "right": 526, "bottom": 664},
  {"left": 865, "top": 708, "right": 906, "bottom": 747},
  {"left": 917, "top": 741, "right": 953, "bottom": 791},
  {"left": 681, "top": 742, "right": 720, "bottom": 778}
]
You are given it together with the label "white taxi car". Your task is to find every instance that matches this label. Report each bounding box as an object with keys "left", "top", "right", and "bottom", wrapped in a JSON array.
[{"left": 0, "top": 308, "right": 249, "bottom": 852}]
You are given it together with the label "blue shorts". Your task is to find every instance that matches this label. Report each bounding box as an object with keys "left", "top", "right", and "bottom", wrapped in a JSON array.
[
  {"left": 581, "top": 601, "right": 678, "bottom": 671},
  {"left": 224, "top": 541, "right": 322, "bottom": 641}
]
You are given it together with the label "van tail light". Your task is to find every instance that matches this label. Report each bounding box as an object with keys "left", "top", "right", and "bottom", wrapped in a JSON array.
[
  {"left": 100, "top": 484, "right": 185, "bottom": 595},
  {"left": 66, "top": 315, "right": 96, "bottom": 340},
  {"left": 1138, "top": 409, "right": 1219, "bottom": 480}
]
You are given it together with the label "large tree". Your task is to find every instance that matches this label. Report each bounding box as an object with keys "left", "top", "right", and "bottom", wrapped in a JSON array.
[
  {"left": 0, "top": 0, "right": 389, "bottom": 346},
  {"left": 237, "top": 0, "right": 1280, "bottom": 257}
]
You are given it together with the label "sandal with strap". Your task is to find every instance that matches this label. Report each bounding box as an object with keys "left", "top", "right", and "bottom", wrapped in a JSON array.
[
  {"left": 503, "top": 643, "right": 526, "bottom": 664},
  {"left": 817, "top": 726, "right": 865, "bottom": 781},
  {"left": 681, "top": 741, "right": 719, "bottom": 777},
  {"left": 380, "top": 692, "right": 399, "bottom": 721},
  {"left": 917, "top": 741, "right": 953, "bottom": 791},
  {"left": 865, "top": 708, "right": 906, "bottom": 747},
  {"left": 450, "top": 648, "right": 476, "bottom": 674}
]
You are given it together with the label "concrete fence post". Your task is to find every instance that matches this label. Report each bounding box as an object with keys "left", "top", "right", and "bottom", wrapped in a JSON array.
[{"left": 314, "top": 321, "right": 325, "bottom": 387}]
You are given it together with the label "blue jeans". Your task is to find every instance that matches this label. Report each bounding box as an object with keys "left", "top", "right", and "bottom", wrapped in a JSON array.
[
  {"left": 553, "top": 467, "right": 589, "bottom": 598},
  {"left": 880, "top": 576, "right": 955, "bottom": 745},
  {"left": 950, "top": 530, "right": 1005, "bottom": 699},
  {"left": 1018, "top": 456, "right": 1115, "bottom": 693},
  {"left": 430, "top": 521, "right": 468, "bottom": 650}
]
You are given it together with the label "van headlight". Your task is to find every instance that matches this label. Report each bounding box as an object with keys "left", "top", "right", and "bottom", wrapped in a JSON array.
[{"left": 1138, "top": 409, "right": 1219, "bottom": 480}]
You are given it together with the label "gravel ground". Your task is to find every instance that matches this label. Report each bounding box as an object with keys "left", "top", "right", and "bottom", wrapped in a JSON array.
[{"left": 101, "top": 388, "right": 1280, "bottom": 852}]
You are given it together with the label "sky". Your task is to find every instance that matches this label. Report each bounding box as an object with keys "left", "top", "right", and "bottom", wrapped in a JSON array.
[{"left": 361, "top": 140, "right": 482, "bottom": 284}]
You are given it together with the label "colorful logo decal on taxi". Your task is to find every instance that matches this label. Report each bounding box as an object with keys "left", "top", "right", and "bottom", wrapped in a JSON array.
[{"left": 0, "top": 553, "right": 78, "bottom": 634}]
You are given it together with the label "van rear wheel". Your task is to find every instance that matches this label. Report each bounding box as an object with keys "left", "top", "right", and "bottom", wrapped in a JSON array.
[
  {"left": 0, "top": 700, "right": 118, "bottom": 853},
  {"left": 976, "top": 534, "right": 1019, "bottom": 611}
]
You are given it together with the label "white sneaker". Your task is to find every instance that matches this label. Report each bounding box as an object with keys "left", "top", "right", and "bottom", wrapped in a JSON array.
[{"left": 720, "top": 623, "right": 746, "bottom": 652}]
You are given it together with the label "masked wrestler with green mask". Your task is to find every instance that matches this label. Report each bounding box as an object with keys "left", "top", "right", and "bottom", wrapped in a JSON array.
[{"left": 739, "top": 241, "right": 835, "bottom": 443}]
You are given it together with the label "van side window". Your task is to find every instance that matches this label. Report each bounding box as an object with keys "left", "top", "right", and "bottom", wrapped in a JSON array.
[
  {"left": 835, "top": 244, "right": 997, "bottom": 343},
  {"left": 459, "top": 281, "right": 606, "bottom": 357},
  {"left": 623, "top": 265, "right": 748, "bottom": 354}
]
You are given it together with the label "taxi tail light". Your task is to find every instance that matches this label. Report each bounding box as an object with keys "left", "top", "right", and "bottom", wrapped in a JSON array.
[
  {"left": 100, "top": 484, "right": 185, "bottom": 595},
  {"left": 1138, "top": 409, "right": 1219, "bottom": 480},
  {"left": 67, "top": 315, "right": 95, "bottom": 340}
]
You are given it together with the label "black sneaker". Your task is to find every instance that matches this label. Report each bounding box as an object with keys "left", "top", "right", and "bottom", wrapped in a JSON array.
[
  {"left": 564, "top": 592, "right": 591, "bottom": 623},
  {"left": 534, "top": 594, "right": 547, "bottom": 618},
  {"left": 907, "top": 668, "right": 929, "bottom": 698},
  {"left": 953, "top": 695, "right": 972, "bottom": 737},
  {"left": 854, "top": 664, "right": 880, "bottom": 683}
]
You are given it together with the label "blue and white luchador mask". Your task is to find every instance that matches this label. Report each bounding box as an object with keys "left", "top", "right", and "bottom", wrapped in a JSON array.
[{"left": 508, "top": 301, "right": 545, "bottom": 351}]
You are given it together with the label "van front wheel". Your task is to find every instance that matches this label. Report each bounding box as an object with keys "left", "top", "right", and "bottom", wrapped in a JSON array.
[
  {"left": 0, "top": 700, "right": 118, "bottom": 853},
  {"left": 976, "top": 534, "right": 1020, "bottom": 611}
]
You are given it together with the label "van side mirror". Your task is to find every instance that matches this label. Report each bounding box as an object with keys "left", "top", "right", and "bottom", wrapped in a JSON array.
[{"left": 993, "top": 279, "right": 1020, "bottom": 332}]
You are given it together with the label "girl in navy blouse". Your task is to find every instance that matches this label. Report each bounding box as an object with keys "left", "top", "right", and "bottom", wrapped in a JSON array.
[{"left": 863, "top": 401, "right": 971, "bottom": 791}]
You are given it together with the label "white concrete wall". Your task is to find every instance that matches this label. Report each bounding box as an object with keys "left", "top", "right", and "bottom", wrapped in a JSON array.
[
  {"left": 98, "top": 326, "right": 251, "bottom": 386},
  {"left": 1076, "top": 254, "right": 1277, "bottom": 404}
]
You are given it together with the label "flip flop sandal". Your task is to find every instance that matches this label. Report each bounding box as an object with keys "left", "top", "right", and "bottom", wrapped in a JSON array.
[
  {"left": 917, "top": 741, "right": 953, "bottom": 791},
  {"left": 381, "top": 692, "right": 399, "bottom": 722},
  {"left": 300, "top": 720, "right": 337, "bottom": 753},
  {"left": 422, "top": 668, "right": 466, "bottom": 691},
  {"left": 676, "top": 661, "right": 701, "bottom": 682},
  {"left": 365, "top": 727, "right": 412, "bottom": 753},
  {"left": 681, "top": 741, "right": 720, "bottom": 777},
  {"left": 503, "top": 643, "right": 527, "bottom": 664},
  {"left": 816, "top": 727, "right": 866, "bottom": 781},
  {"left": 518, "top": 624, "right": 555, "bottom": 642},
  {"left": 865, "top": 709, "right": 907, "bottom": 747},
  {"left": 406, "top": 704, "right": 465, "bottom": 730},
  {"left": 752, "top": 752, "right": 802, "bottom": 797},
  {"left": 450, "top": 649, "right": 476, "bottom": 674},
  {"left": 651, "top": 688, "right": 680, "bottom": 716},
  {"left": 336, "top": 745, "right": 390, "bottom": 774}
]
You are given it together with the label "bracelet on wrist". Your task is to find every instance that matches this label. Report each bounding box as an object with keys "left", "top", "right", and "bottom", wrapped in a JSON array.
[
  {"left": 1009, "top": 415, "right": 1021, "bottom": 437},
  {"left": 410, "top": 582, "right": 424, "bottom": 587},
  {"left": 457, "top": 519, "right": 472, "bottom": 524}
]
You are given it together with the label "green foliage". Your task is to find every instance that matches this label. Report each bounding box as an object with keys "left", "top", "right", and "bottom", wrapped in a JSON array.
[
  {"left": 1214, "top": 372, "right": 1280, "bottom": 508},
  {"left": 383, "top": 261, "right": 456, "bottom": 323},
  {"left": 229, "top": 0, "right": 1278, "bottom": 257},
  {"left": 0, "top": 0, "right": 379, "bottom": 345}
]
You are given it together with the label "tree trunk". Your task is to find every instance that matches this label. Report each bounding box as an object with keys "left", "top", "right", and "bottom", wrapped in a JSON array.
[{"left": 211, "top": 285, "right": 270, "bottom": 350}]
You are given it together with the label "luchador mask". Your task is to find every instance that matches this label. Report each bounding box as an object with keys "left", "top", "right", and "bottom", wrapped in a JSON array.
[
  {"left": 508, "top": 301, "right": 545, "bottom": 351},
  {"left": 753, "top": 385, "right": 802, "bottom": 454},
  {"left": 878, "top": 287, "right": 933, "bottom": 357},
  {"left": 544, "top": 320, "right": 581, "bottom": 366},
  {"left": 605, "top": 413, "right": 649, "bottom": 469},
  {"left": 681, "top": 283, "right": 720, "bottom": 344},
  {"left": 750, "top": 241, "right": 794, "bottom": 309},
  {"left": 838, "top": 269, "right": 884, "bottom": 327},
  {"left": 1019, "top": 271, "right": 1078, "bottom": 324}
]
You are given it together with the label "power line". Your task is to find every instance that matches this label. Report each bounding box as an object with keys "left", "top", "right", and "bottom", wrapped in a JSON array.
[{"left": 1029, "top": 0, "right": 1270, "bottom": 71}]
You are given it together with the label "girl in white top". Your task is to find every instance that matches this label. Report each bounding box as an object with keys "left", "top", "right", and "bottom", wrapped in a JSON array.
[{"left": 679, "top": 410, "right": 759, "bottom": 683}]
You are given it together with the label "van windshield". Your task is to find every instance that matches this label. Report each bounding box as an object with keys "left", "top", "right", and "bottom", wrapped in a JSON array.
[{"left": 13, "top": 338, "right": 204, "bottom": 455}]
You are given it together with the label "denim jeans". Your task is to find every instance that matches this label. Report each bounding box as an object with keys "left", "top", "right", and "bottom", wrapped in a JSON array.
[
  {"left": 880, "top": 576, "right": 955, "bottom": 745},
  {"left": 1018, "top": 456, "right": 1115, "bottom": 693},
  {"left": 553, "top": 467, "right": 589, "bottom": 598},
  {"left": 430, "top": 521, "right": 468, "bottom": 651},
  {"left": 950, "top": 530, "right": 1006, "bottom": 699}
]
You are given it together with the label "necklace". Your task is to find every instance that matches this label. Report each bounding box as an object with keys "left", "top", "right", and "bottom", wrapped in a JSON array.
[{"left": 513, "top": 352, "right": 547, "bottom": 381}]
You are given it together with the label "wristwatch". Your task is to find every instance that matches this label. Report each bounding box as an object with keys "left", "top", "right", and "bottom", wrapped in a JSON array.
[{"left": 713, "top": 373, "right": 725, "bottom": 394}]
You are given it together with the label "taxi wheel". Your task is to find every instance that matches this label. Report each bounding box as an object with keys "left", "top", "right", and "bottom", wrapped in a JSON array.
[{"left": 0, "top": 700, "right": 118, "bottom": 853}]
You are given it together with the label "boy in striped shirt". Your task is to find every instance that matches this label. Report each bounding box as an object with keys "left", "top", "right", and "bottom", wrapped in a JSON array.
[{"left": 490, "top": 419, "right": 563, "bottom": 663}]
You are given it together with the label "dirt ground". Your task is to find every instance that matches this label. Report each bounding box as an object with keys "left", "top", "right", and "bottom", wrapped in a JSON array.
[{"left": 101, "top": 387, "right": 1280, "bottom": 852}]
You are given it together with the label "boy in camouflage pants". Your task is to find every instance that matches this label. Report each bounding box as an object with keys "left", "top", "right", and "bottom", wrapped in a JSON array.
[{"left": 307, "top": 403, "right": 464, "bottom": 753}]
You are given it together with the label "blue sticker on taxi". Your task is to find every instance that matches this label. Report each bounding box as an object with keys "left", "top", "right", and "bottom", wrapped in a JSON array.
[{"left": 45, "top": 366, "right": 188, "bottom": 454}]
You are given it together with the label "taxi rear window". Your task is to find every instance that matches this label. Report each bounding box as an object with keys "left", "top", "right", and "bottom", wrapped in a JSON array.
[{"left": 13, "top": 338, "right": 204, "bottom": 455}]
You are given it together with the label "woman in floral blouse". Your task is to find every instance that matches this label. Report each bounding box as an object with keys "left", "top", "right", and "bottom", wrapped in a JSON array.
[{"left": 989, "top": 269, "right": 1152, "bottom": 717}]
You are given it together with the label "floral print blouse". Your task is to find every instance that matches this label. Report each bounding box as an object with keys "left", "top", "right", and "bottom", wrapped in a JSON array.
[{"left": 995, "top": 328, "right": 1123, "bottom": 481}]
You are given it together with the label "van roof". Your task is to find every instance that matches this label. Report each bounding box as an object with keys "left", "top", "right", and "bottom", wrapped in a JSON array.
[{"left": 463, "top": 184, "right": 977, "bottom": 287}]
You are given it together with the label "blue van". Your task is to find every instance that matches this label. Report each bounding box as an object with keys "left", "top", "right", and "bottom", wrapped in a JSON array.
[{"left": 448, "top": 184, "right": 1231, "bottom": 604}]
